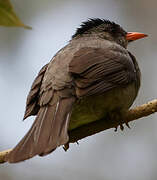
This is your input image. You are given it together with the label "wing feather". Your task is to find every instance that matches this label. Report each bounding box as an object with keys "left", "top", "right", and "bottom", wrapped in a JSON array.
[
  {"left": 24, "top": 64, "right": 49, "bottom": 119},
  {"left": 69, "top": 47, "right": 136, "bottom": 97}
]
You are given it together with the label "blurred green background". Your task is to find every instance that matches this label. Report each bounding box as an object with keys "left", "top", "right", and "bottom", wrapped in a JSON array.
[{"left": 0, "top": 0, "right": 157, "bottom": 179}]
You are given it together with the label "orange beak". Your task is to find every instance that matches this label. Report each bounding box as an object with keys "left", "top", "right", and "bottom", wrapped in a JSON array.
[{"left": 126, "top": 32, "right": 148, "bottom": 41}]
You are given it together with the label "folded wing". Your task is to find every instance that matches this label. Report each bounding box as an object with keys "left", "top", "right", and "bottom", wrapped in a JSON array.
[{"left": 69, "top": 47, "right": 137, "bottom": 97}]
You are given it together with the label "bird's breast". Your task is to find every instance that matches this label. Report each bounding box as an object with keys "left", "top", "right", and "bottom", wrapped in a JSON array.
[{"left": 69, "top": 82, "right": 138, "bottom": 130}]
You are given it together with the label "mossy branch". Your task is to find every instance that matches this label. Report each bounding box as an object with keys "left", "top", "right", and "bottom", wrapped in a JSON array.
[{"left": 1, "top": 99, "right": 157, "bottom": 163}]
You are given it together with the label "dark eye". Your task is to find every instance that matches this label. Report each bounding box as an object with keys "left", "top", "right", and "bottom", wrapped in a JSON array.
[{"left": 119, "top": 38, "right": 123, "bottom": 43}]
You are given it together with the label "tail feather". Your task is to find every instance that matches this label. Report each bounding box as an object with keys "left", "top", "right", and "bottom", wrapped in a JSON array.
[
  {"left": 43, "top": 97, "right": 75, "bottom": 155},
  {"left": 6, "top": 95, "right": 75, "bottom": 163}
]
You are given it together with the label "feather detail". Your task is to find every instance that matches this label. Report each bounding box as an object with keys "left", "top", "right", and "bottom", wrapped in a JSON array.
[{"left": 23, "top": 64, "right": 49, "bottom": 120}]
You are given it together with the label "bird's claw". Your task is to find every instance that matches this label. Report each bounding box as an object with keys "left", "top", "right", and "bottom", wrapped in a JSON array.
[
  {"left": 114, "top": 123, "right": 124, "bottom": 131},
  {"left": 120, "top": 124, "right": 124, "bottom": 131},
  {"left": 125, "top": 121, "right": 131, "bottom": 129},
  {"left": 63, "top": 143, "right": 69, "bottom": 151},
  {"left": 114, "top": 121, "right": 131, "bottom": 131},
  {"left": 108, "top": 110, "right": 131, "bottom": 132}
]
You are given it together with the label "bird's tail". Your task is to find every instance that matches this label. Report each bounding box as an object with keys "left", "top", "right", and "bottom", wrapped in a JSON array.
[{"left": 6, "top": 94, "right": 75, "bottom": 163}]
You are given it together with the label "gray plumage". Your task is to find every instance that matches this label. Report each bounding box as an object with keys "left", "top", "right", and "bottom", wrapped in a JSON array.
[{"left": 6, "top": 19, "right": 141, "bottom": 163}]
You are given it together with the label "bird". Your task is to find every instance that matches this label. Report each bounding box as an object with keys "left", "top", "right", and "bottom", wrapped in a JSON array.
[{"left": 6, "top": 18, "right": 147, "bottom": 163}]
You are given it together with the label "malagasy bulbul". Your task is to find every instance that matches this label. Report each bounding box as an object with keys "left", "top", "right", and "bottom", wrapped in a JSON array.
[{"left": 6, "top": 18, "right": 148, "bottom": 163}]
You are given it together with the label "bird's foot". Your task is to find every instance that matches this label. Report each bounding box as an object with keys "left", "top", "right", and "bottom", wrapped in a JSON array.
[
  {"left": 108, "top": 110, "right": 130, "bottom": 131},
  {"left": 115, "top": 121, "right": 131, "bottom": 131},
  {"left": 114, "top": 122, "right": 125, "bottom": 132},
  {"left": 125, "top": 121, "right": 131, "bottom": 129},
  {"left": 114, "top": 124, "right": 124, "bottom": 132},
  {"left": 63, "top": 142, "right": 69, "bottom": 151}
]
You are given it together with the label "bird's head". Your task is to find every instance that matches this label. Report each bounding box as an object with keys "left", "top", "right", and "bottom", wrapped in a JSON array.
[{"left": 72, "top": 18, "right": 147, "bottom": 48}]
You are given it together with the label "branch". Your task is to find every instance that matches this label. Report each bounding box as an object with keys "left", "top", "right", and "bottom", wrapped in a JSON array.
[
  {"left": 0, "top": 149, "right": 12, "bottom": 163},
  {"left": 1, "top": 99, "right": 157, "bottom": 163}
]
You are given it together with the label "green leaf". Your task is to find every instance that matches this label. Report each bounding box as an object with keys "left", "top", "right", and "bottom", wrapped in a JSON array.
[{"left": 0, "top": 0, "right": 31, "bottom": 29}]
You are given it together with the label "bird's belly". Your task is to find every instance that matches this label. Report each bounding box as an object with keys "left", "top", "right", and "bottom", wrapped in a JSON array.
[{"left": 69, "top": 83, "right": 137, "bottom": 131}]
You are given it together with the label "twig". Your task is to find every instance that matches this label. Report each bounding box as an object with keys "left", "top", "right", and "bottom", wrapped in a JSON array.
[
  {"left": 0, "top": 149, "right": 12, "bottom": 163},
  {"left": 1, "top": 99, "right": 157, "bottom": 163}
]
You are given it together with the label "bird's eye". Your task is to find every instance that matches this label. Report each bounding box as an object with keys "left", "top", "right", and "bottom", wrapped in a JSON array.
[{"left": 119, "top": 38, "right": 123, "bottom": 43}]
